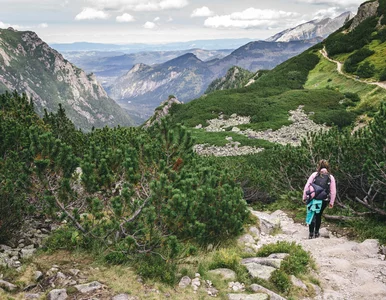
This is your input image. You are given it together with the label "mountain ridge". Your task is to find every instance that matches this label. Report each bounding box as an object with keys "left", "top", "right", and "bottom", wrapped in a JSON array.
[
  {"left": 267, "top": 12, "right": 354, "bottom": 42},
  {"left": 0, "top": 28, "right": 136, "bottom": 129}
]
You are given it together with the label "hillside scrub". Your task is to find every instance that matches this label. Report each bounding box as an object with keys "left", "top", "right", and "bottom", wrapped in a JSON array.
[
  {"left": 230, "top": 102, "right": 386, "bottom": 220},
  {"left": 0, "top": 92, "right": 249, "bottom": 282}
]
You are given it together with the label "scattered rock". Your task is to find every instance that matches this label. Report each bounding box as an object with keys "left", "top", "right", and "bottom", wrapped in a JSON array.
[
  {"left": 192, "top": 277, "right": 201, "bottom": 291},
  {"left": 242, "top": 262, "right": 276, "bottom": 280},
  {"left": 111, "top": 294, "right": 139, "bottom": 300},
  {"left": 249, "top": 211, "right": 280, "bottom": 235},
  {"left": 237, "top": 234, "right": 255, "bottom": 245},
  {"left": 207, "top": 268, "right": 237, "bottom": 281},
  {"left": 290, "top": 275, "right": 307, "bottom": 290},
  {"left": 241, "top": 257, "right": 283, "bottom": 269},
  {"left": 25, "top": 293, "right": 41, "bottom": 299},
  {"left": 178, "top": 276, "right": 191, "bottom": 288},
  {"left": 352, "top": 239, "right": 380, "bottom": 256},
  {"left": 20, "top": 248, "right": 36, "bottom": 259},
  {"left": 248, "top": 226, "right": 260, "bottom": 239},
  {"left": 74, "top": 281, "right": 103, "bottom": 293},
  {"left": 319, "top": 227, "right": 330, "bottom": 238},
  {"left": 250, "top": 284, "right": 286, "bottom": 300},
  {"left": 267, "top": 253, "right": 289, "bottom": 260},
  {"left": 47, "top": 289, "right": 68, "bottom": 300},
  {"left": 0, "top": 279, "right": 17, "bottom": 291},
  {"left": 69, "top": 269, "right": 80, "bottom": 276},
  {"left": 228, "top": 293, "right": 269, "bottom": 300},
  {"left": 207, "top": 286, "right": 219, "bottom": 297},
  {"left": 228, "top": 281, "right": 245, "bottom": 292}
]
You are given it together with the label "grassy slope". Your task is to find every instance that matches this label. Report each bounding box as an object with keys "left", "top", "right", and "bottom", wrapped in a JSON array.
[
  {"left": 170, "top": 48, "right": 355, "bottom": 146},
  {"left": 305, "top": 51, "right": 386, "bottom": 112}
]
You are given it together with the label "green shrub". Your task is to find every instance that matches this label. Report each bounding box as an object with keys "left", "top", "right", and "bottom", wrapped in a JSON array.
[
  {"left": 257, "top": 241, "right": 311, "bottom": 276},
  {"left": 344, "top": 92, "right": 361, "bottom": 103},
  {"left": 270, "top": 269, "right": 291, "bottom": 293},
  {"left": 379, "top": 69, "right": 386, "bottom": 82},
  {"left": 356, "top": 61, "right": 375, "bottom": 78},
  {"left": 343, "top": 48, "right": 375, "bottom": 74},
  {"left": 325, "top": 16, "right": 378, "bottom": 56},
  {"left": 209, "top": 248, "right": 241, "bottom": 271},
  {"left": 44, "top": 227, "right": 78, "bottom": 251},
  {"left": 313, "top": 109, "right": 357, "bottom": 128},
  {"left": 135, "top": 254, "right": 177, "bottom": 285}
]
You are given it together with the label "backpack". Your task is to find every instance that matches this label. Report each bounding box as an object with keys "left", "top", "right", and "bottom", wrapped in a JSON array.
[{"left": 306, "top": 172, "right": 331, "bottom": 201}]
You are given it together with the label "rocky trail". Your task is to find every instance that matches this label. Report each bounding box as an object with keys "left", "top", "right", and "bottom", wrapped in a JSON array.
[
  {"left": 1, "top": 209, "right": 386, "bottom": 299},
  {"left": 235, "top": 209, "right": 386, "bottom": 300},
  {"left": 320, "top": 47, "right": 386, "bottom": 90}
]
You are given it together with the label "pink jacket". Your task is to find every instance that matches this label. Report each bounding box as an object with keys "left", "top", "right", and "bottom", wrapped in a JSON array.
[{"left": 302, "top": 168, "right": 336, "bottom": 205}]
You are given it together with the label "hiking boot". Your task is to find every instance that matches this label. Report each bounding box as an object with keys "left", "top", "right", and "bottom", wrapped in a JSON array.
[
  {"left": 314, "top": 232, "right": 320, "bottom": 238},
  {"left": 309, "top": 233, "right": 314, "bottom": 239}
]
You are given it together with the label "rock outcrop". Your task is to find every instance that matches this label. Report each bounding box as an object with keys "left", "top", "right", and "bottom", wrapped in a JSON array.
[
  {"left": 0, "top": 28, "right": 134, "bottom": 130},
  {"left": 349, "top": 0, "right": 380, "bottom": 31},
  {"left": 143, "top": 96, "right": 182, "bottom": 129}
]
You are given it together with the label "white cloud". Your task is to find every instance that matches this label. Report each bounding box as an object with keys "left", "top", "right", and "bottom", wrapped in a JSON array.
[
  {"left": 204, "top": 8, "right": 300, "bottom": 29},
  {"left": 0, "top": 21, "right": 23, "bottom": 30},
  {"left": 296, "top": 0, "right": 362, "bottom": 7},
  {"left": 154, "top": 16, "right": 160, "bottom": 22},
  {"left": 143, "top": 21, "right": 156, "bottom": 29},
  {"left": 313, "top": 7, "right": 340, "bottom": 18},
  {"left": 116, "top": 13, "right": 135, "bottom": 22},
  {"left": 231, "top": 8, "right": 299, "bottom": 20},
  {"left": 75, "top": 8, "right": 109, "bottom": 20},
  {"left": 85, "top": 0, "right": 188, "bottom": 12},
  {"left": 191, "top": 6, "right": 214, "bottom": 18},
  {"left": 38, "top": 23, "right": 48, "bottom": 28},
  {"left": 159, "top": 0, "right": 188, "bottom": 10}
]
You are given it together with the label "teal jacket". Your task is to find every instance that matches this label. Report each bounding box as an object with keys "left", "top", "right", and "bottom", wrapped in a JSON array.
[{"left": 306, "top": 199, "right": 323, "bottom": 224}]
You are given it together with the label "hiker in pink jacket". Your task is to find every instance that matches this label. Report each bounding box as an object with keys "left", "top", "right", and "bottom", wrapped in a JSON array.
[{"left": 303, "top": 159, "right": 336, "bottom": 239}]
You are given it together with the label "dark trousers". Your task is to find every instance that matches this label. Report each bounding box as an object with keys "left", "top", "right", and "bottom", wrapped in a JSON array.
[{"left": 309, "top": 200, "right": 328, "bottom": 234}]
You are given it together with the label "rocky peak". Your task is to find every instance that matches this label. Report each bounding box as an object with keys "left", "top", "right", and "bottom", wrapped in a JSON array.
[
  {"left": 0, "top": 28, "right": 134, "bottom": 129},
  {"left": 129, "top": 63, "right": 150, "bottom": 74},
  {"left": 349, "top": 0, "right": 379, "bottom": 31},
  {"left": 143, "top": 96, "right": 182, "bottom": 129}
]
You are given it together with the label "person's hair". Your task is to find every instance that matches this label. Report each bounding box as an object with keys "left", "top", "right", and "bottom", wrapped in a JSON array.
[{"left": 317, "top": 159, "right": 330, "bottom": 173}]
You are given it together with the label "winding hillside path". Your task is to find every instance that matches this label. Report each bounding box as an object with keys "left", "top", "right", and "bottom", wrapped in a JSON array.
[
  {"left": 250, "top": 209, "right": 386, "bottom": 300},
  {"left": 320, "top": 47, "right": 386, "bottom": 89}
]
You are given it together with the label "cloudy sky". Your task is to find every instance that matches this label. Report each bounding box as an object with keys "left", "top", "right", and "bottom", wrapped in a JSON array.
[{"left": 0, "top": 0, "right": 364, "bottom": 44}]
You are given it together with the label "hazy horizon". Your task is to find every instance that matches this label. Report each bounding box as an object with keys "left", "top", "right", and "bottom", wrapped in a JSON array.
[{"left": 1, "top": 0, "right": 364, "bottom": 44}]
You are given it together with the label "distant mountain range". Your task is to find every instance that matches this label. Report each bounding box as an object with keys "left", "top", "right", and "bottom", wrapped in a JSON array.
[
  {"left": 0, "top": 28, "right": 137, "bottom": 130},
  {"left": 267, "top": 12, "right": 354, "bottom": 42},
  {"left": 109, "top": 39, "right": 320, "bottom": 118},
  {"left": 63, "top": 49, "right": 233, "bottom": 88},
  {"left": 108, "top": 13, "right": 354, "bottom": 118},
  {"left": 50, "top": 38, "right": 254, "bottom": 53}
]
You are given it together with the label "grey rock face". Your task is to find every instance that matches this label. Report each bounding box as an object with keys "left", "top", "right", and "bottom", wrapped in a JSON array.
[
  {"left": 241, "top": 257, "right": 283, "bottom": 269},
  {"left": 74, "top": 281, "right": 103, "bottom": 293},
  {"left": 178, "top": 276, "right": 191, "bottom": 288},
  {"left": 250, "top": 284, "right": 286, "bottom": 300},
  {"left": 290, "top": 275, "right": 308, "bottom": 290},
  {"left": 47, "top": 289, "right": 68, "bottom": 300},
  {"left": 0, "top": 279, "right": 17, "bottom": 291},
  {"left": 228, "top": 293, "right": 269, "bottom": 300},
  {"left": 350, "top": 1, "right": 379, "bottom": 31},
  {"left": 242, "top": 263, "right": 276, "bottom": 280},
  {"left": 143, "top": 97, "right": 182, "bottom": 129},
  {"left": 111, "top": 294, "right": 140, "bottom": 300}
]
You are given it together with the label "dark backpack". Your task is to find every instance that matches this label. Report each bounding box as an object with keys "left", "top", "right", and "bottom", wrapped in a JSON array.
[{"left": 311, "top": 172, "right": 331, "bottom": 200}]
